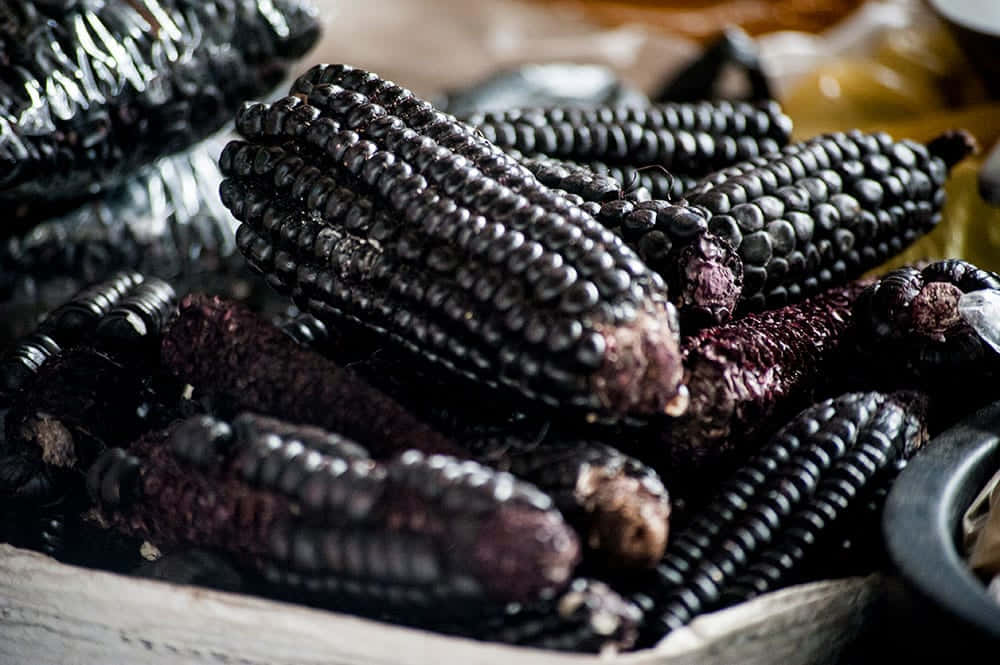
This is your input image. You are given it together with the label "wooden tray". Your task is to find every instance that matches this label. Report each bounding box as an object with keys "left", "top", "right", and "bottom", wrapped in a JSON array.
[{"left": 0, "top": 544, "right": 879, "bottom": 665}]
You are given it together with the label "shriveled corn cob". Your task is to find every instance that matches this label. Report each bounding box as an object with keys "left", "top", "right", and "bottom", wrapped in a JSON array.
[
  {"left": 220, "top": 67, "right": 686, "bottom": 421},
  {"left": 90, "top": 413, "right": 581, "bottom": 607},
  {"left": 656, "top": 279, "right": 870, "bottom": 502},
  {"left": 161, "top": 294, "right": 465, "bottom": 458},
  {"left": 0, "top": 0, "right": 320, "bottom": 210},
  {"left": 634, "top": 391, "right": 927, "bottom": 642}
]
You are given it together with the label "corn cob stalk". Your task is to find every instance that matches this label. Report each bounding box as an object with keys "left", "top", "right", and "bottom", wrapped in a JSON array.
[
  {"left": 90, "top": 413, "right": 581, "bottom": 607},
  {"left": 466, "top": 428, "right": 671, "bottom": 569},
  {"left": 220, "top": 66, "right": 686, "bottom": 420},
  {"left": 854, "top": 259, "right": 1000, "bottom": 382},
  {"left": 656, "top": 279, "right": 870, "bottom": 503},
  {"left": 633, "top": 391, "right": 927, "bottom": 643},
  {"left": 0, "top": 0, "right": 320, "bottom": 211}
]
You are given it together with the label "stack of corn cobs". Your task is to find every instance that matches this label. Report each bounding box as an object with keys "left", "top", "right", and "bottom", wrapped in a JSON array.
[{"left": 2, "top": 4, "right": 998, "bottom": 655}]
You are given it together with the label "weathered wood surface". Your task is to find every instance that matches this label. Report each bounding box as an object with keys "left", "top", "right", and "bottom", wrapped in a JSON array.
[{"left": 0, "top": 544, "right": 880, "bottom": 665}]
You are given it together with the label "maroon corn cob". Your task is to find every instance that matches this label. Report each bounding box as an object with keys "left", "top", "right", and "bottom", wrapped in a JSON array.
[
  {"left": 654, "top": 279, "right": 870, "bottom": 502},
  {"left": 161, "top": 294, "right": 464, "bottom": 459},
  {"left": 91, "top": 413, "right": 581, "bottom": 607}
]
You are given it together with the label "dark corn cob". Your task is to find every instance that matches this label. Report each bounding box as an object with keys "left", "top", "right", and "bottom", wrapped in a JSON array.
[
  {"left": 0, "top": 141, "right": 239, "bottom": 317},
  {"left": 458, "top": 100, "right": 792, "bottom": 177},
  {"left": 854, "top": 259, "right": 1000, "bottom": 383},
  {"left": 38, "top": 272, "right": 145, "bottom": 346},
  {"left": 656, "top": 279, "right": 870, "bottom": 502},
  {"left": 674, "top": 130, "right": 976, "bottom": 318},
  {"left": 161, "top": 294, "right": 466, "bottom": 459},
  {"left": 94, "top": 277, "right": 178, "bottom": 355},
  {"left": 717, "top": 395, "right": 927, "bottom": 603},
  {"left": 0, "top": 0, "right": 320, "bottom": 210},
  {"left": 466, "top": 429, "right": 671, "bottom": 569},
  {"left": 468, "top": 578, "right": 642, "bottom": 653},
  {"left": 510, "top": 152, "right": 641, "bottom": 203},
  {"left": 1, "top": 345, "right": 185, "bottom": 502},
  {"left": 0, "top": 273, "right": 186, "bottom": 502},
  {"left": 92, "top": 413, "right": 581, "bottom": 607},
  {"left": 0, "top": 271, "right": 144, "bottom": 405},
  {"left": 222, "top": 67, "right": 687, "bottom": 421},
  {"left": 595, "top": 197, "right": 743, "bottom": 327},
  {"left": 585, "top": 161, "right": 697, "bottom": 202},
  {"left": 0, "top": 333, "right": 61, "bottom": 408},
  {"left": 634, "top": 391, "right": 927, "bottom": 643}
]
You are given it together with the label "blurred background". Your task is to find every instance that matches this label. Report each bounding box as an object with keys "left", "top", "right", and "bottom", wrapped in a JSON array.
[{"left": 309, "top": 0, "right": 1000, "bottom": 272}]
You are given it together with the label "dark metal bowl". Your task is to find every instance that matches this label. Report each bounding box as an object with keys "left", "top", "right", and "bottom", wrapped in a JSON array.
[{"left": 883, "top": 401, "right": 1000, "bottom": 642}]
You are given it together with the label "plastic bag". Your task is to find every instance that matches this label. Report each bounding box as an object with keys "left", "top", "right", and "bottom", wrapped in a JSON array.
[
  {"left": 0, "top": 0, "right": 320, "bottom": 212},
  {"left": 0, "top": 135, "right": 262, "bottom": 344}
]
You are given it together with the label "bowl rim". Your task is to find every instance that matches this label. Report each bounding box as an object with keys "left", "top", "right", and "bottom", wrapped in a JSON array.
[
  {"left": 883, "top": 401, "right": 1000, "bottom": 639},
  {"left": 926, "top": 0, "right": 1000, "bottom": 38}
]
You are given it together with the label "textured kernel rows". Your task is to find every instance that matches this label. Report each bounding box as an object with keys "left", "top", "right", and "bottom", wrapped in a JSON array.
[
  {"left": 219, "top": 66, "right": 686, "bottom": 420},
  {"left": 633, "top": 391, "right": 927, "bottom": 643},
  {"left": 91, "top": 413, "right": 581, "bottom": 606},
  {"left": 459, "top": 100, "right": 791, "bottom": 176},
  {"left": 677, "top": 130, "right": 972, "bottom": 317}
]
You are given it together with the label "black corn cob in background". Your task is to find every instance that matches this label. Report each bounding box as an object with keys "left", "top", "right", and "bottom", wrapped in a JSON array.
[
  {"left": 219, "top": 66, "right": 688, "bottom": 421},
  {"left": 459, "top": 100, "right": 793, "bottom": 188},
  {"left": 652, "top": 279, "right": 870, "bottom": 507},
  {"left": 0, "top": 0, "right": 320, "bottom": 217},
  {"left": 593, "top": 130, "right": 974, "bottom": 327},
  {"left": 632, "top": 391, "right": 927, "bottom": 644},
  {"left": 90, "top": 413, "right": 582, "bottom": 608},
  {"left": 854, "top": 259, "right": 1000, "bottom": 385},
  {"left": 672, "top": 129, "right": 975, "bottom": 321}
]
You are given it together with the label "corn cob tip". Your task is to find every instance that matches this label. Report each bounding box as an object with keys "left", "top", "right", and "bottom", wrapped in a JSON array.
[
  {"left": 910, "top": 281, "right": 965, "bottom": 342},
  {"left": 676, "top": 234, "right": 743, "bottom": 326},
  {"left": 590, "top": 310, "right": 686, "bottom": 417},
  {"left": 580, "top": 470, "right": 671, "bottom": 569},
  {"left": 926, "top": 129, "right": 978, "bottom": 169},
  {"left": 475, "top": 505, "right": 581, "bottom": 599}
]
